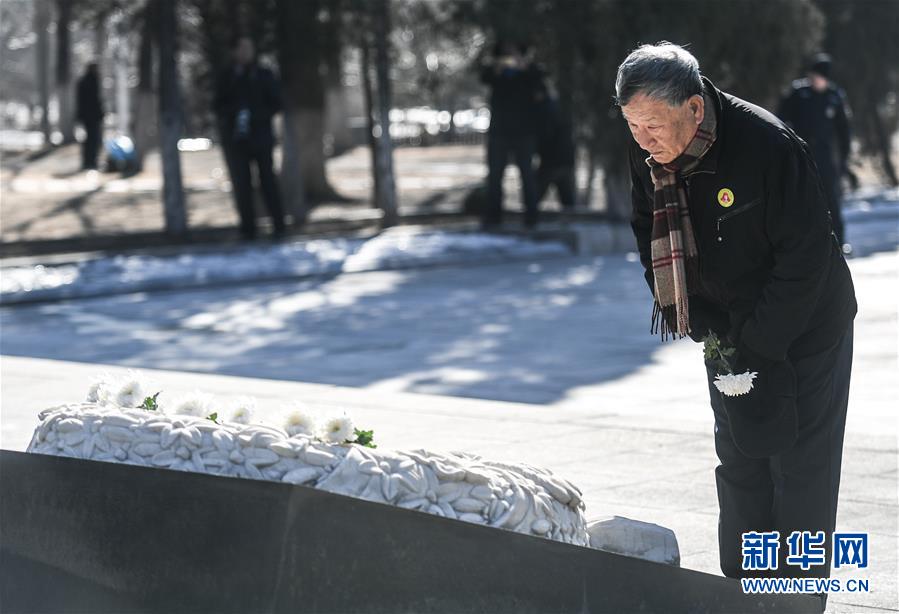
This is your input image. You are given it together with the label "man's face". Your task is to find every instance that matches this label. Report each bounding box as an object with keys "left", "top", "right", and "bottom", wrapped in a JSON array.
[
  {"left": 809, "top": 73, "right": 828, "bottom": 93},
  {"left": 621, "top": 93, "right": 705, "bottom": 164}
]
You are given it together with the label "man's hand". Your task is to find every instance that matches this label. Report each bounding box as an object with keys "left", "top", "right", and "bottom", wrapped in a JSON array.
[
  {"left": 720, "top": 347, "right": 798, "bottom": 458},
  {"left": 734, "top": 341, "right": 774, "bottom": 375}
]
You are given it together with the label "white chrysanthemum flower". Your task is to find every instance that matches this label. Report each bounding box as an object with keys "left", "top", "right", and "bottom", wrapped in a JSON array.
[
  {"left": 713, "top": 371, "right": 758, "bottom": 397},
  {"left": 172, "top": 392, "right": 215, "bottom": 417},
  {"left": 115, "top": 376, "right": 146, "bottom": 408},
  {"left": 229, "top": 397, "right": 257, "bottom": 425},
  {"left": 284, "top": 408, "right": 317, "bottom": 437},
  {"left": 86, "top": 378, "right": 113, "bottom": 404},
  {"left": 321, "top": 415, "right": 354, "bottom": 444}
]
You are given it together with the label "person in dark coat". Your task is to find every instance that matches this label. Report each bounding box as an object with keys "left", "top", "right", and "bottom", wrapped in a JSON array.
[
  {"left": 480, "top": 41, "right": 544, "bottom": 229},
  {"left": 778, "top": 53, "right": 853, "bottom": 252},
  {"left": 75, "top": 63, "right": 104, "bottom": 170},
  {"left": 214, "top": 36, "right": 286, "bottom": 240},
  {"left": 618, "top": 43, "right": 856, "bottom": 597},
  {"left": 535, "top": 88, "right": 576, "bottom": 210}
]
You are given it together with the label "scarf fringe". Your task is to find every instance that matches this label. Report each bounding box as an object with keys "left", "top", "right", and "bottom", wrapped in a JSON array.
[{"left": 652, "top": 300, "right": 691, "bottom": 341}]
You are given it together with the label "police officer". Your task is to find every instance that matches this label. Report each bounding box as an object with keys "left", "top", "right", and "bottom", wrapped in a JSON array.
[
  {"left": 617, "top": 43, "right": 856, "bottom": 601},
  {"left": 778, "top": 53, "right": 853, "bottom": 253}
]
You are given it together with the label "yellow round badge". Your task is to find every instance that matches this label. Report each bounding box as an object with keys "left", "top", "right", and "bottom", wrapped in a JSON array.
[{"left": 717, "top": 188, "right": 735, "bottom": 208}]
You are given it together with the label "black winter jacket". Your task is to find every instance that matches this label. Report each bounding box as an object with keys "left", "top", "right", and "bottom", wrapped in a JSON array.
[
  {"left": 629, "top": 78, "right": 856, "bottom": 362},
  {"left": 76, "top": 72, "right": 104, "bottom": 124},
  {"left": 480, "top": 63, "right": 544, "bottom": 138},
  {"left": 214, "top": 63, "right": 282, "bottom": 147},
  {"left": 777, "top": 79, "right": 851, "bottom": 178}
]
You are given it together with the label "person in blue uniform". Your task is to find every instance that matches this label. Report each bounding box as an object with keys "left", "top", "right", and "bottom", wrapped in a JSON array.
[{"left": 778, "top": 53, "right": 853, "bottom": 253}]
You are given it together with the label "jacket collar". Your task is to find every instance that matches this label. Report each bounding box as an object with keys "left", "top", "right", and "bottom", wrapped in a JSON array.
[{"left": 684, "top": 77, "right": 724, "bottom": 177}]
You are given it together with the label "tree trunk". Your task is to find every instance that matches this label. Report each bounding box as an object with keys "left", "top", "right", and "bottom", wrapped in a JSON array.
[
  {"left": 372, "top": 0, "right": 398, "bottom": 227},
  {"left": 94, "top": 11, "right": 108, "bottom": 61},
  {"left": 870, "top": 101, "right": 899, "bottom": 187},
  {"left": 296, "top": 109, "right": 336, "bottom": 200},
  {"left": 157, "top": 0, "right": 187, "bottom": 235},
  {"left": 279, "top": 110, "right": 310, "bottom": 225},
  {"left": 112, "top": 11, "right": 130, "bottom": 136},
  {"left": 35, "top": 0, "right": 52, "bottom": 142},
  {"left": 55, "top": 0, "right": 75, "bottom": 144},
  {"left": 602, "top": 161, "right": 631, "bottom": 222},
  {"left": 276, "top": 0, "right": 341, "bottom": 203},
  {"left": 580, "top": 145, "right": 596, "bottom": 210},
  {"left": 322, "top": 6, "right": 352, "bottom": 157},
  {"left": 360, "top": 38, "right": 380, "bottom": 209},
  {"left": 133, "top": 2, "right": 157, "bottom": 172}
]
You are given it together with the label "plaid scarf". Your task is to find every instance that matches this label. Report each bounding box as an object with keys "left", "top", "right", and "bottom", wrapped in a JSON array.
[{"left": 647, "top": 91, "right": 717, "bottom": 339}]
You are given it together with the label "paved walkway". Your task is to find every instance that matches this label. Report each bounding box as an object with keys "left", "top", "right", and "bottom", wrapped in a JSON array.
[
  {"left": 2, "top": 245, "right": 896, "bottom": 612},
  {"left": 0, "top": 143, "right": 525, "bottom": 245}
]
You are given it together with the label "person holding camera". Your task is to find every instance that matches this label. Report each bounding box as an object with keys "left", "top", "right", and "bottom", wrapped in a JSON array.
[{"left": 480, "top": 41, "right": 544, "bottom": 229}]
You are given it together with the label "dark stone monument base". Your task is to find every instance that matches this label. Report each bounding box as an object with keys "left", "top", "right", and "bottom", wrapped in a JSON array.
[{"left": 0, "top": 451, "right": 820, "bottom": 613}]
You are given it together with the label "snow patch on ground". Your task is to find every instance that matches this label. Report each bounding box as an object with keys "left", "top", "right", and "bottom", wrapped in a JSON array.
[{"left": 1, "top": 229, "right": 570, "bottom": 304}]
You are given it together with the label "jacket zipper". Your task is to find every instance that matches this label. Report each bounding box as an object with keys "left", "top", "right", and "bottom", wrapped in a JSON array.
[
  {"left": 716, "top": 197, "right": 762, "bottom": 233},
  {"left": 683, "top": 169, "right": 715, "bottom": 252}
]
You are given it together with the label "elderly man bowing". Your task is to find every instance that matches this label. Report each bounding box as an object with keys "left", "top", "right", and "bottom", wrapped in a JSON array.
[{"left": 618, "top": 43, "right": 856, "bottom": 584}]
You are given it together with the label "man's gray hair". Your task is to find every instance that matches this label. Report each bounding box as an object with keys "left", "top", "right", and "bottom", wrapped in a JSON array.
[{"left": 615, "top": 43, "right": 702, "bottom": 107}]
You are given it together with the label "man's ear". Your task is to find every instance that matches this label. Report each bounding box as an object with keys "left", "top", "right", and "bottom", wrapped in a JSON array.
[{"left": 689, "top": 94, "right": 705, "bottom": 125}]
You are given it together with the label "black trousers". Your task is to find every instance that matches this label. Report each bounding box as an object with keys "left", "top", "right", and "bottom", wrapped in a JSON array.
[
  {"left": 708, "top": 324, "right": 853, "bottom": 580},
  {"left": 536, "top": 163, "right": 576, "bottom": 209},
  {"left": 223, "top": 139, "right": 286, "bottom": 239},
  {"left": 485, "top": 133, "right": 538, "bottom": 227},
  {"left": 821, "top": 170, "right": 846, "bottom": 247},
  {"left": 81, "top": 121, "right": 102, "bottom": 170}
]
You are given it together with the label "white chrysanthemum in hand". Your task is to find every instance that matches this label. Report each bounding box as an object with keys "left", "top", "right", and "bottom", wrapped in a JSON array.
[
  {"left": 229, "top": 397, "right": 257, "bottom": 424},
  {"left": 172, "top": 392, "right": 215, "bottom": 417},
  {"left": 284, "top": 408, "right": 316, "bottom": 437},
  {"left": 115, "top": 373, "right": 147, "bottom": 408},
  {"left": 321, "top": 415, "right": 354, "bottom": 444},
  {"left": 714, "top": 371, "right": 758, "bottom": 397}
]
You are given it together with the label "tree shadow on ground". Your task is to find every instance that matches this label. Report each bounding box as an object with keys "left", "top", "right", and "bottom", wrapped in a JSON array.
[
  {"left": 0, "top": 255, "right": 663, "bottom": 404},
  {"left": 5, "top": 187, "right": 103, "bottom": 237},
  {"left": 1, "top": 206, "right": 895, "bottom": 405}
]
